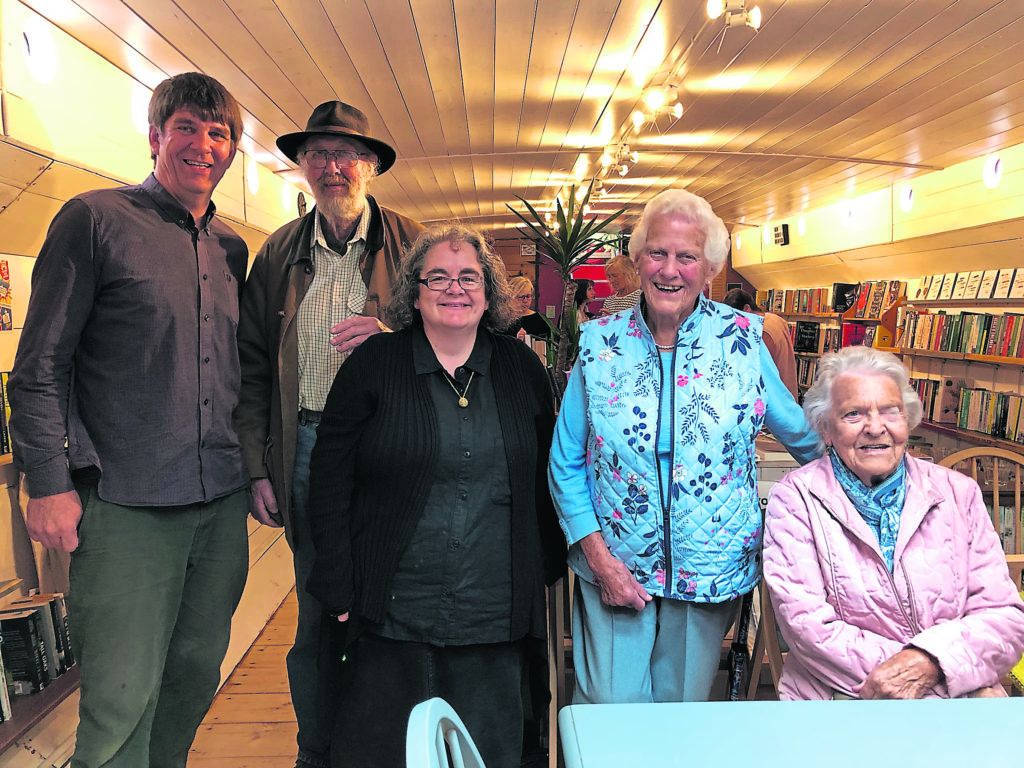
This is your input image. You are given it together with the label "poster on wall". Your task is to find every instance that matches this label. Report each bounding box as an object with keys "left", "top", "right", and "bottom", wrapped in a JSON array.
[{"left": 0, "top": 260, "right": 11, "bottom": 331}]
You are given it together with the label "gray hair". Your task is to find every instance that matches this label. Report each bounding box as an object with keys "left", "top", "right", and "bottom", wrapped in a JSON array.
[
  {"left": 629, "top": 189, "right": 729, "bottom": 276},
  {"left": 802, "top": 346, "right": 923, "bottom": 446},
  {"left": 386, "top": 223, "right": 516, "bottom": 331}
]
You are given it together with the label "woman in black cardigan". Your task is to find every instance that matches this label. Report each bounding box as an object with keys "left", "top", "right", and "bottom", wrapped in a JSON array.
[{"left": 306, "top": 223, "right": 565, "bottom": 768}]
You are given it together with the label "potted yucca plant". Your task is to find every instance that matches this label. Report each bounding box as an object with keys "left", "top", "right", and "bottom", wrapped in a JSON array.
[{"left": 507, "top": 180, "right": 625, "bottom": 395}]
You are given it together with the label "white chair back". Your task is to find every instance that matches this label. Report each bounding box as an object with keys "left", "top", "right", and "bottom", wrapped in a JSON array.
[{"left": 406, "top": 697, "right": 487, "bottom": 768}]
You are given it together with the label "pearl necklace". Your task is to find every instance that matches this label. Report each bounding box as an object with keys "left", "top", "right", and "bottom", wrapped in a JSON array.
[
  {"left": 443, "top": 371, "right": 475, "bottom": 407},
  {"left": 655, "top": 342, "right": 676, "bottom": 351}
]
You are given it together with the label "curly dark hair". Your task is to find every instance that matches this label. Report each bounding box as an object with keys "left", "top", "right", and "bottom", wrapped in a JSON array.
[{"left": 386, "top": 223, "right": 517, "bottom": 331}]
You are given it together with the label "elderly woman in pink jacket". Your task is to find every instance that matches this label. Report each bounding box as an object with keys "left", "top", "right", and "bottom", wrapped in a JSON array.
[{"left": 763, "top": 346, "right": 1024, "bottom": 699}]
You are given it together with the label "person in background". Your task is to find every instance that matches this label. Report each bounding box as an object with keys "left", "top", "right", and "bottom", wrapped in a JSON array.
[
  {"left": 723, "top": 287, "right": 798, "bottom": 398},
  {"left": 600, "top": 253, "right": 642, "bottom": 314},
  {"left": 306, "top": 224, "right": 564, "bottom": 768},
  {"left": 763, "top": 345, "right": 1024, "bottom": 699},
  {"left": 236, "top": 100, "right": 423, "bottom": 768},
  {"left": 574, "top": 278, "right": 596, "bottom": 327},
  {"left": 502, "top": 275, "right": 557, "bottom": 342},
  {"left": 7, "top": 72, "right": 249, "bottom": 768},
  {"left": 549, "top": 188, "right": 820, "bottom": 705}
]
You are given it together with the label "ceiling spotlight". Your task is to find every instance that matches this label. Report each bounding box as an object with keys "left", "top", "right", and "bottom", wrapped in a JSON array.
[
  {"left": 635, "top": 83, "right": 683, "bottom": 133},
  {"left": 708, "top": 0, "right": 762, "bottom": 37},
  {"left": 599, "top": 142, "right": 639, "bottom": 178}
]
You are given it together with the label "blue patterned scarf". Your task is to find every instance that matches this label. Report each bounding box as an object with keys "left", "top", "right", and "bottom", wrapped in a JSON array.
[{"left": 829, "top": 450, "right": 907, "bottom": 572}]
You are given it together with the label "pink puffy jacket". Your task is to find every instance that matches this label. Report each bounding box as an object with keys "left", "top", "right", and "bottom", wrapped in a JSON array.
[{"left": 763, "top": 454, "right": 1024, "bottom": 700}]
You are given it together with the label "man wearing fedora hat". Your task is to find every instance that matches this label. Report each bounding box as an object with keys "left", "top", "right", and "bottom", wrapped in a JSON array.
[{"left": 236, "top": 100, "right": 424, "bottom": 768}]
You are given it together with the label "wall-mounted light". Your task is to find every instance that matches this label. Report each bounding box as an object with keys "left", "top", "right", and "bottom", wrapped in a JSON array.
[
  {"left": 898, "top": 184, "right": 914, "bottom": 213},
  {"left": 22, "top": 15, "right": 59, "bottom": 84},
  {"left": 246, "top": 157, "right": 260, "bottom": 195},
  {"left": 797, "top": 216, "right": 807, "bottom": 237},
  {"left": 131, "top": 83, "right": 152, "bottom": 135},
  {"left": 762, "top": 227, "right": 771, "bottom": 246},
  {"left": 982, "top": 155, "right": 1003, "bottom": 189}
]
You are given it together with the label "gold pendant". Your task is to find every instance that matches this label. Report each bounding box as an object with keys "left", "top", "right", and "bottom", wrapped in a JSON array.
[{"left": 458, "top": 397, "right": 469, "bottom": 408}]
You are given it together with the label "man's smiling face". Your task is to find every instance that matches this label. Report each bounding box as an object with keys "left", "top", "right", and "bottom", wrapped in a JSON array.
[{"left": 149, "top": 107, "right": 236, "bottom": 218}]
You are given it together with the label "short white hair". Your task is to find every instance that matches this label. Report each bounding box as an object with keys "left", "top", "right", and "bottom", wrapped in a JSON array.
[
  {"left": 630, "top": 189, "right": 729, "bottom": 276},
  {"left": 802, "top": 346, "right": 923, "bottom": 448}
]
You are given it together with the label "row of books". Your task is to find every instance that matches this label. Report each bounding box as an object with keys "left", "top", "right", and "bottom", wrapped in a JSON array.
[
  {"left": 910, "top": 377, "right": 964, "bottom": 425},
  {"left": 911, "top": 376, "right": 1024, "bottom": 444},
  {"left": 760, "top": 280, "right": 906, "bottom": 321},
  {"left": 760, "top": 286, "right": 834, "bottom": 315},
  {"left": 956, "top": 388, "right": 1024, "bottom": 443},
  {"left": 897, "top": 310, "right": 1024, "bottom": 359},
  {"left": 908, "top": 268, "right": 1024, "bottom": 303},
  {"left": 0, "top": 587, "right": 75, "bottom": 721}
]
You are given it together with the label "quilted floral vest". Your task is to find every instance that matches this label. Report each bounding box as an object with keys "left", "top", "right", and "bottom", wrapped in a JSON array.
[{"left": 575, "top": 295, "right": 767, "bottom": 602}]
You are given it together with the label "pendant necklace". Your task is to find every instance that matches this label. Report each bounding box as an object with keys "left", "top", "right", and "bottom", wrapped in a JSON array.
[{"left": 444, "top": 371, "right": 475, "bottom": 408}]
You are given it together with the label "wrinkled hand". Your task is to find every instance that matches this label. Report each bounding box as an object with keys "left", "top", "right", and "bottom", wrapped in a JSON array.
[
  {"left": 581, "top": 532, "right": 652, "bottom": 611},
  {"left": 861, "top": 648, "right": 942, "bottom": 699},
  {"left": 26, "top": 491, "right": 83, "bottom": 552},
  {"left": 250, "top": 478, "right": 283, "bottom": 527},
  {"left": 331, "top": 316, "right": 386, "bottom": 354}
]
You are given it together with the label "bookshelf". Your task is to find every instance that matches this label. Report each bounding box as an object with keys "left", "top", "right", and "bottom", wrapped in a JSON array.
[{"left": 0, "top": 666, "right": 80, "bottom": 753}]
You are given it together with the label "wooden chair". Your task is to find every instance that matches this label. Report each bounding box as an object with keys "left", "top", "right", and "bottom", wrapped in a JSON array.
[
  {"left": 938, "top": 447, "right": 1024, "bottom": 556},
  {"left": 939, "top": 447, "right": 1024, "bottom": 694},
  {"left": 746, "top": 584, "right": 786, "bottom": 700}
]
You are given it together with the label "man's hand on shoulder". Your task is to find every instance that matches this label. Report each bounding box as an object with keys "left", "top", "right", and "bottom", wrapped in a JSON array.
[
  {"left": 330, "top": 316, "right": 388, "bottom": 354},
  {"left": 26, "top": 491, "right": 83, "bottom": 552},
  {"left": 250, "top": 478, "right": 283, "bottom": 527}
]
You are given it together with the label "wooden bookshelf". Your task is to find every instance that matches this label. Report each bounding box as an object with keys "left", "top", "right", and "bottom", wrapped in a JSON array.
[
  {"left": 899, "top": 348, "right": 1024, "bottom": 368},
  {"left": 0, "top": 667, "right": 80, "bottom": 753},
  {"left": 916, "top": 420, "right": 1024, "bottom": 454}
]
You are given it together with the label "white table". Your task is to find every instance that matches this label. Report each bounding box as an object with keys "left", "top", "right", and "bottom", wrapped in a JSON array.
[{"left": 558, "top": 699, "right": 1022, "bottom": 768}]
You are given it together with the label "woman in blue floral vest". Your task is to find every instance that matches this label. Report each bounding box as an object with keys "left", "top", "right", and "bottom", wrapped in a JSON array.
[{"left": 549, "top": 189, "right": 821, "bottom": 703}]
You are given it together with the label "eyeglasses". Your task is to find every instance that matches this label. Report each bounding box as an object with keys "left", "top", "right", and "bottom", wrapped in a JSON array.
[
  {"left": 418, "top": 275, "right": 484, "bottom": 291},
  {"left": 301, "top": 149, "right": 373, "bottom": 169},
  {"left": 515, "top": 294, "right": 533, "bottom": 301}
]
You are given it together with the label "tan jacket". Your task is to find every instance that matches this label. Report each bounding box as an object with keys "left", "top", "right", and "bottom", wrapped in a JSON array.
[{"left": 236, "top": 197, "right": 424, "bottom": 541}]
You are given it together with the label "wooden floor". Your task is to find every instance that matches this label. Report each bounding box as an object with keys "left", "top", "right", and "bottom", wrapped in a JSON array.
[
  {"left": 185, "top": 586, "right": 777, "bottom": 768},
  {"left": 188, "top": 590, "right": 299, "bottom": 768}
]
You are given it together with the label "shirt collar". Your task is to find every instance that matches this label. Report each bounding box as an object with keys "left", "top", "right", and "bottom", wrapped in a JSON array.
[
  {"left": 312, "top": 202, "right": 370, "bottom": 255},
  {"left": 412, "top": 322, "right": 493, "bottom": 376},
  {"left": 142, "top": 173, "right": 216, "bottom": 230}
]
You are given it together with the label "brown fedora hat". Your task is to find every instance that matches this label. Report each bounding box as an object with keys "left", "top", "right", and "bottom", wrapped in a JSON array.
[{"left": 276, "top": 100, "right": 396, "bottom": 173}]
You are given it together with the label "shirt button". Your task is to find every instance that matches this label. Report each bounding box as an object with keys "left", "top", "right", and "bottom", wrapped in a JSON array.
[
  {"left": 459, "top": 491, "right": 467, "bottom": 500},
  {"left": 203, "top": 313, "right": 211, "bottom": 321},
  {"left": 203, "top": 398, "right": 209, "bottom": 406},
  {"left": 449, "top": 539, "right": 460, "bottom": 550},
  {"left": 464, "top": 450, "right": 471, "bottom": 458},
  {"left": 204, "top": 357, "right": 210, "bottom": 364},
  {"left": 202, "top": 274, "right": 208, "bottom": 280}
]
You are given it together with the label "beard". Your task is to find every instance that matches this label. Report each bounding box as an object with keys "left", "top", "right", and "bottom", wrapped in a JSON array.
[{"left": 310, "top": 170, "right": 371, "bottom": 224}]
